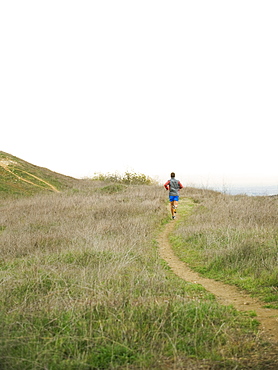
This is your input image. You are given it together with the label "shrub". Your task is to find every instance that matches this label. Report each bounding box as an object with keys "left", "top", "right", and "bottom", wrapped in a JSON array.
[{"left": 92, "top": 171, "right": 155, "bottom": 185}]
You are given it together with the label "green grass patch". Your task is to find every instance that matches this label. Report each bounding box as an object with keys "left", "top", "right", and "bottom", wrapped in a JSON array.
[
  {"left": 0, "top": 296, "right": 259, "bottom": 369},
  {"left": 99, "top": 184, "right": 127, "bottom": 194},
  {"left": 0, "top": 225, "right": 6, "bottom": 234},
  {"left": 172, "top": 192, "right": 278, "bottom": 308}
]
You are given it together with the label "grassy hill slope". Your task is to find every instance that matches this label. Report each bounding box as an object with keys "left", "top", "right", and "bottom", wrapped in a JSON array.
[{"left": 0, "top": 151, "right": 79, "bottom": 198}]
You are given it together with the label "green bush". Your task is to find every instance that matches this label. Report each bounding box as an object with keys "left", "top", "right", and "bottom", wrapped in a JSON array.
[{"left": 92, "top": 171, "right": 155, "bottom": 185}]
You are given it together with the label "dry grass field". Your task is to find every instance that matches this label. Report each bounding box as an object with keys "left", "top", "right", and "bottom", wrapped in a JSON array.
[{"left": 0, "top": 179, "right": 277, "bottom": 369}]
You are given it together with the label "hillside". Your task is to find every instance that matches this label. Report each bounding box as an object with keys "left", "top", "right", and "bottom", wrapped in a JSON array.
[{"left": 0, "top": 151, "right": 79, "bottom": 197}]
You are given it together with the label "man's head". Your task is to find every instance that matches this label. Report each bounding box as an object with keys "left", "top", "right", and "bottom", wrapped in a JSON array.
[{"left": 171, "top": 172, "right": 175, "bottom": 178}]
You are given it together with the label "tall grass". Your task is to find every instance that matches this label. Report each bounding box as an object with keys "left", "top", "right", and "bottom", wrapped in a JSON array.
[
  {"left": 172, "top": 187, "right": 278, "bottom": 308},
  {"left": 0, "top": 181, "right": 274, "bottom": 368}
]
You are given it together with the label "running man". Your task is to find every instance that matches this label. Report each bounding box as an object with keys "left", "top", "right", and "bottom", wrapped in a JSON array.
[{"left": 164, "top": 172, "right": 183, "bottom": 219}]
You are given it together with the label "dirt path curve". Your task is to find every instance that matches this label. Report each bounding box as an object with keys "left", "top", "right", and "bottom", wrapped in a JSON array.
[
  {"left": 158, "top": 209, "right": 278, "bottom": 345},
  {"left": 0, "top": 161, "right": 59, "bottom": 192}
]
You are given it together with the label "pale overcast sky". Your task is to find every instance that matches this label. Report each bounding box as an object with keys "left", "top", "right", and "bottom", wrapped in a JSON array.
[{"left": 1, "top": 1, "right": 277, "bottom": 186}]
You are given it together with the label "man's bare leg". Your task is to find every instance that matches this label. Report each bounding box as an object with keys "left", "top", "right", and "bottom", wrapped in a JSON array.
[
  {"left": 171, "top": 201, "right": 178, "bottom": 217},
  {"left": 170, "top": 201, "right": 175, "bottom": 217},
  {"left": 170, "top": 201, "right": 178, "bottom": 218}
]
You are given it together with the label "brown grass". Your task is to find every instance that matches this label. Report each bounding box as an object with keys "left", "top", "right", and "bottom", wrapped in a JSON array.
[{"left": 0, "top": 181, "right": 276, "bottom": 369}]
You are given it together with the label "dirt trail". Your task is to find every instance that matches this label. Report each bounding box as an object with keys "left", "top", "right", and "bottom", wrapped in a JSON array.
[
  {"left": 158, "top": 210, "right": 278, "bottom": 345},
  {"left": 0, "top": 160, "right": 59, "bottom": 193}
]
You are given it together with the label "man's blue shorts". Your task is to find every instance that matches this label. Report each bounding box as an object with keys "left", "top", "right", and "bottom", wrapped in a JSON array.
[{"left": 169, "top": 196, "right": 179, "bottom": 202}]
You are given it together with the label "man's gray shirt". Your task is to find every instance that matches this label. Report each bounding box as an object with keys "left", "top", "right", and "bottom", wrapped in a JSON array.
[{"left": 169, "top": 178, "right": 180, "bottom": 196}]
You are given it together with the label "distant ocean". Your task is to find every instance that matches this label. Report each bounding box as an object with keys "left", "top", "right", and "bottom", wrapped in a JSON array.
[{"left": 211, "top": 184, "right": 278, "bottom": 196}]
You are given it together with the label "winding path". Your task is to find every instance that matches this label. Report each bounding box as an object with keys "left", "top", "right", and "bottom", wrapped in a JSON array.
[{"left": 158, "top": 207, "right": 278, "bottom": 345}]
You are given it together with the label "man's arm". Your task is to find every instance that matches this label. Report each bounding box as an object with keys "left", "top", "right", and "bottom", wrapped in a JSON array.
[{"left": 164, "top": 180, "right": 170, "bottom": 190}]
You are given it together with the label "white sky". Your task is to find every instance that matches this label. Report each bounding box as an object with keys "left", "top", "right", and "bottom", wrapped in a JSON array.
[{"left": 1, "top": 1, "right": 277, "bottom": 186}]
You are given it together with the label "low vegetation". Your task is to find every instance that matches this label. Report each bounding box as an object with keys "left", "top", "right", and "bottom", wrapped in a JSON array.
[
  {"left": 172, "top": 188, "right": 278, "bottom": 308},
  {"left": 1, "top": 174, "right": 277, "bottom": 368}
]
